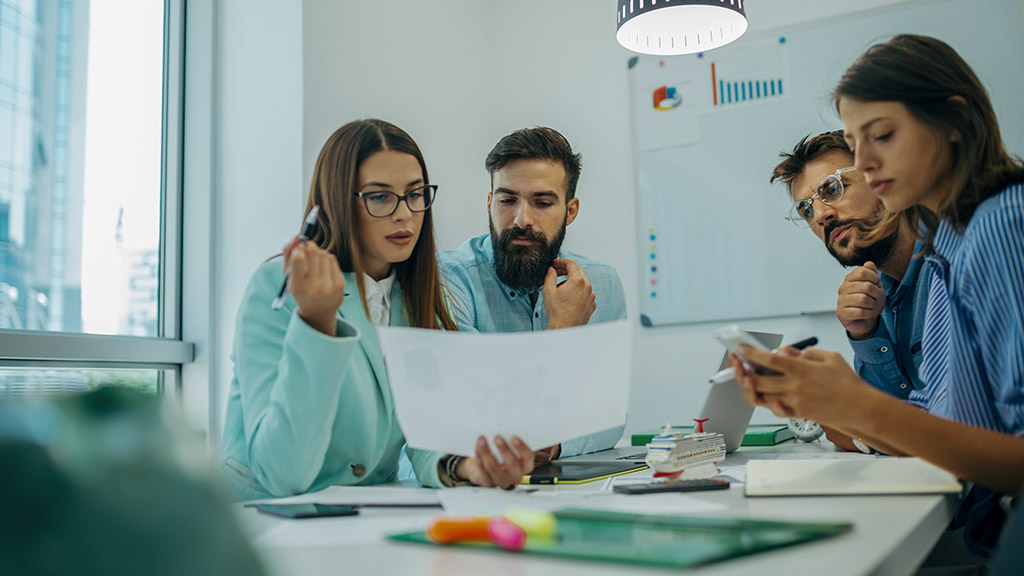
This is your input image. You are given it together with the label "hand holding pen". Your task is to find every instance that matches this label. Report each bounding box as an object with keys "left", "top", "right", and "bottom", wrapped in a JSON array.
[
  {"left": 272, "top": 206, "right": 345, "bottom": 336},
  {"left": 709, "top": 337, "right": 818, "bottom": 384},
  {"left": 272, "top": 205, "right": 321, "bottom": 309}
]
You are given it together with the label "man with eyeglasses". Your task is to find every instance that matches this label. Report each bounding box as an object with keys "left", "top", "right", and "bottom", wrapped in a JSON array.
[
  {"left": 438, "top": 126, "right": 627, "bottom": 464},
  {"left": 770, "top": 130, "right": 928, "bottom": 411}
]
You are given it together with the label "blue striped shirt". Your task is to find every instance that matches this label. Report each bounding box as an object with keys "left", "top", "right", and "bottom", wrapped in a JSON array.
[
  {"left": 438, "top": 234, "right": 628, "bottom": 458},
  {"left": 925, "top": 183, "right": 1024, "bottom": 432},
  {"left": 917, "top": 182, "right": 1024, "bottom": 554}
]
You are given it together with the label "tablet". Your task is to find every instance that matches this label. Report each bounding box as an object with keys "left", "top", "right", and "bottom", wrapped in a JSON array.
[
  {"left": 522, "top": 462, "right": 648, "bottom": 485},
  {"left": 698, "top": 330, "right": 783, "bottom": 452}
]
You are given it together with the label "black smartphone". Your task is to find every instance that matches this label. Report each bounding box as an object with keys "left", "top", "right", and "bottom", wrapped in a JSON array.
[
  {"left": 254, "top": 503, "right": 359, "bottom": 519},
  {"left": 613, "top": 478, "right": 730, "bottom": 495}
]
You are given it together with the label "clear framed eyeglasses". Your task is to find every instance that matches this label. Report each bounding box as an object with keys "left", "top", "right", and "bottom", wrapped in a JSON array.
[
  {"left": 355, "top": 185, "right": 437, "bottom": 218},
  {"left": 785, "top": 167, "right": 855, "bottom": 228}
]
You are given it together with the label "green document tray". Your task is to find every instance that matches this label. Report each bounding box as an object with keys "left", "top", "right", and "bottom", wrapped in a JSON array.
[
  {"left": 631, "top": 424, "right": 794, "bottom": 447},
  {"left": 389, "top": 508, "right": 851, "bottom": 569}
]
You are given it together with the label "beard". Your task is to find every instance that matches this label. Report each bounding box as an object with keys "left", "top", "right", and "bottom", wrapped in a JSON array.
[
  {"left": 825, "top": 218, "right": 898, "bottom": 268},
  {"left": 490, "top": 217, "right": 567, "bottom": 293}
]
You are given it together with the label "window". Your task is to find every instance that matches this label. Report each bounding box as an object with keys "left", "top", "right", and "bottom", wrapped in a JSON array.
[{"left": 0, "top": 0, "right": 192, "bottom": 395}]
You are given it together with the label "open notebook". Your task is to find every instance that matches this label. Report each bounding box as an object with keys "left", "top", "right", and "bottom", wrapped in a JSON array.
[{"left": 745, "top": 457, "right": 962, "bottom": 497}]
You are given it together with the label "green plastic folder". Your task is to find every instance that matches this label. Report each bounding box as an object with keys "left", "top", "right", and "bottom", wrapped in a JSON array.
[
  {"left": 631, "top": 424, "right": 794, "bottom": 447},
  {"left": 389, "top": 508, "right": 851, "bottom": 569}
]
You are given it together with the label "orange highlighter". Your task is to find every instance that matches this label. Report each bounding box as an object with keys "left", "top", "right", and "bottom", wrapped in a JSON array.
[
  {"left": 426, "top": 509, "right": 556, "bottom": 551},
  {"left": 427, "top": 516, "right": 526, "bottom": 551}
]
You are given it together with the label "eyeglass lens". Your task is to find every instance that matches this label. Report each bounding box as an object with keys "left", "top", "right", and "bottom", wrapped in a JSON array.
[
  {"left": 792, "top": 174, "right": 844, "bottom": 224},
  {"left": 817, "top": 174, "right": 844, "bottom": 203},
  {"left": 363, "top": 186, "right": 433, "bottom": 217}
]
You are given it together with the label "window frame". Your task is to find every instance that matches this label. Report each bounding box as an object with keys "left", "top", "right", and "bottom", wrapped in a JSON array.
[{"left": 0, "top": 0, "right": 194, "bottom": 394}]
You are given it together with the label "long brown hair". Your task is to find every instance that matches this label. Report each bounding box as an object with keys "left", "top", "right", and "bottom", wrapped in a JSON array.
[
  {"left": 302, "top": 119, "right": 456, "bottom": 330},
  {"left": 833, "top": 34, "right": 1024, "bottom": 248}
]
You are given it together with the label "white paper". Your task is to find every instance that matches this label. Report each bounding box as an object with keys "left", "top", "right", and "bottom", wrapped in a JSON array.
[
  {"left": 379, "top": 320, "right": 631, "bottom": 457},
  {"left": 252, "top": 516, "right": 431, "bottom": 548},
  {"left": 437, "top": 486, "right": 726, "bottom": 517}
]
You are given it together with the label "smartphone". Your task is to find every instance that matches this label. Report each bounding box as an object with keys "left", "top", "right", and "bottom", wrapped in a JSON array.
[
  {"left": 711, "top": 325, "right": 783, "bottom": 376},
  {"left": 613, "top": 478, "right": 730, "bottom": 495},
  {"left": 254, "top": 503, "right": 359, "bottom": 519}
]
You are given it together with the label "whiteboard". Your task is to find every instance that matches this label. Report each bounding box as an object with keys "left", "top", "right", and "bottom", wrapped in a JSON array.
[{"left": 630, "top": 0, "right": 1024, "bottom": 327}]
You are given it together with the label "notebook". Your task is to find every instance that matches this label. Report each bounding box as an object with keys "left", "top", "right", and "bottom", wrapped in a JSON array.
[{"left": 745, "top": 457, "right": 963, "bottom": 497}]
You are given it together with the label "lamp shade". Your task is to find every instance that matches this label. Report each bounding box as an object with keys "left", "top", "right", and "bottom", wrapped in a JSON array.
[{"left": 616, "top": 0, "right": 747, "bottom": 56}]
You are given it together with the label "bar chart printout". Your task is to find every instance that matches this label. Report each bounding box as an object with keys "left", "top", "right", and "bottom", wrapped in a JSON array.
[{"left": 710, "top": 37, "right": 790, "bottom": 108}]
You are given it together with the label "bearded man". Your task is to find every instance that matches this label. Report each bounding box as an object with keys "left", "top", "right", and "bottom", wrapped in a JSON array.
[{"left": 438, "top": 126, "right": 627, "bottom": 462}]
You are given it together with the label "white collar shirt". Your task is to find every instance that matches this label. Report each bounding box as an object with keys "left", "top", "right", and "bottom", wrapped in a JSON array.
[{"left": 363, "top": 270, "right": 396, "bottom": 327}]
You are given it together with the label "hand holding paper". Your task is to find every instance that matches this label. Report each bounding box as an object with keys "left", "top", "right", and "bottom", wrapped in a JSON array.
[{"left": 378, "top": 320, "right": 631, "bottom": 457}]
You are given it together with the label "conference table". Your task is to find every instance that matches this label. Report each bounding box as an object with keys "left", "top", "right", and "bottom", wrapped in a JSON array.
[{"left": 237, "top": 440, "right": 959, "bottom": 576}]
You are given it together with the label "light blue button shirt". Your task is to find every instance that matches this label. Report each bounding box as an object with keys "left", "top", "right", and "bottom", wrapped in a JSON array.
[{"left": 437, "top": 234, "right": 628, "bottom": 457}]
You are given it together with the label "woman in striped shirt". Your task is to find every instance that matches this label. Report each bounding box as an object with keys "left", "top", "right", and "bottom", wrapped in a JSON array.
[{"left": 734, "top": 34, "right": 1024, "bottom": 557}]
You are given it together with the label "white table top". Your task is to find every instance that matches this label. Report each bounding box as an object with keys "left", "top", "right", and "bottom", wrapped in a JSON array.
[{"left": 239, "top": 441, "right": 959, "bottom": 576}]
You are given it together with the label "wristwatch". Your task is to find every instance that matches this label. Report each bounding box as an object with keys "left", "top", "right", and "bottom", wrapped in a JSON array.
[{"left": 852, "top": 438, "right": 874, "bottom": 454}]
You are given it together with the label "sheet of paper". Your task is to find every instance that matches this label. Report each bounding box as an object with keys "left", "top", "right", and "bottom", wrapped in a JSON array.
[
  {"left": 379, "top": 320, "right": 631, "bottom": 456},
  {"left": 438, "top": 486, "right": 726, "bottom": 516},
  {"left": 251, "top": 485, "right": 441, "bottom": 507},
  {"left": 252, "top": 516, "right": 432, "bottom": 548}
]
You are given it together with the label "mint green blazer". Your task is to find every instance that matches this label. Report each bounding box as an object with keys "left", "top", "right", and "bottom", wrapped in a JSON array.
[{"left": 220, "top": 259, "right": 444, "bottom": 500}]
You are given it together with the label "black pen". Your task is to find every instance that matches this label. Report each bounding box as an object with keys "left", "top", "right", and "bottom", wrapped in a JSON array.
[
  {"left": 271, "top": 205, "right": 320, "bottom": 310},
  {"left": 709, "top": 336, "right": 819, "bottom": 384},
  {"left": 787, "top": 336, "right": 819, "bottom": 350}
]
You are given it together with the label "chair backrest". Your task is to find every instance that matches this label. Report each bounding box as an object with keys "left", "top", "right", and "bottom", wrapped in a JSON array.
[{"left": 989, "top": 490, "right": 1022, "bottom": 576}]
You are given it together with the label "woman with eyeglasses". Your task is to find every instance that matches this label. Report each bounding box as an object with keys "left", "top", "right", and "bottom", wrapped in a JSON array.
[
  {"left": 734, "top": 35, "right": 1024, "bottom": 557},
  {"left": 220, "top": 119, "right": 534, "bottom": 500}
]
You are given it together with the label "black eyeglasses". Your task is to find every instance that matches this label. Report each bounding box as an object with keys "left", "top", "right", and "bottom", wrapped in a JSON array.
[
  {"left": 355, "top": 185, "right": 437, "bottom": 218},
  {"left": 785, "top": 167, "right": 854, "bottom": 228}
]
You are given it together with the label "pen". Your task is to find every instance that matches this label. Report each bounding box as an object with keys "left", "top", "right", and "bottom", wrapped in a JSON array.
[
  {"left": 708, "top": 336, "right": 819, "bottom": 384},
  {"left": 271, "top": 205, "right": 320, "bottom": 310},
  {"left": 787, "top": 336, "right": 819, "bottom": 350}
]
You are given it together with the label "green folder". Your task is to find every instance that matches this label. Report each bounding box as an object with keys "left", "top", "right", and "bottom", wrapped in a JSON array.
[
  {"left": 631, "top": 424, "right": 794, "bottom": 447},
  {"left": 390, "top": 508, "right": 851, "bottom": 569}
]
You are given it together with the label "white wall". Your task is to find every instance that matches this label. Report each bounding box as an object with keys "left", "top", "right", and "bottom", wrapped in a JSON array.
[
  {"left": 210, "top": 0, "right": 304, "bottom": 442},
  {"left": 208, "top": 0, "right": 930, "bottom": 442}
]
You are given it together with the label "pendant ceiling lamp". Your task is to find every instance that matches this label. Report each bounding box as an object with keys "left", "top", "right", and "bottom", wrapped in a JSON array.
[{"left": 616, "top": 0, "right": 748, "bottom": 56}]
